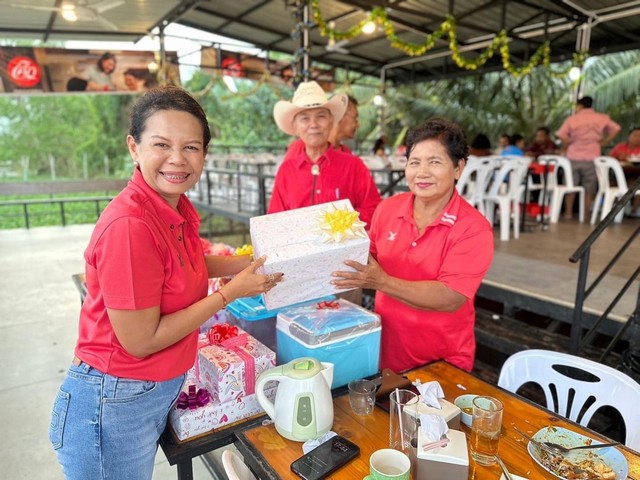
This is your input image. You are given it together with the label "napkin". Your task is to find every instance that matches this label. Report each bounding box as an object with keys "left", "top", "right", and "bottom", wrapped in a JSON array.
[
  {"left": 415, "top": 380, "right": 444, "bottom": 409},
  {"left": 302, "top": 431, "right": 337, "bottom": 455},
  {"left": 420, "top": 414, "right": 449, "bottom": 442}
]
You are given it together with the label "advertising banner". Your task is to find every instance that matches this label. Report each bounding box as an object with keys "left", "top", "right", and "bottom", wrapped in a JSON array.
[
  {"left": 0, "top": 47, "right": 180, "bottom": 94},
  {"left": 200, "top": 47, "right": 335, "bottom": 91}
]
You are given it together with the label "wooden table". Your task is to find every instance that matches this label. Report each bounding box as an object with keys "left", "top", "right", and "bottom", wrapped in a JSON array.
[{"left": 235, "top": 361, "right": 640, "bottom": 479}]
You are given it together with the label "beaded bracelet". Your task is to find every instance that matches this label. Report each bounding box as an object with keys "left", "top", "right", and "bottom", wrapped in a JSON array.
[{"left": 215, "top": 290, "right": 228, "bottom": 308}]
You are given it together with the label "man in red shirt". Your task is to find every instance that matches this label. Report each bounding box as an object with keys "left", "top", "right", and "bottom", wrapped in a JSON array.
[
  {"left": 270, "top": 82, "right": 381, "bottom": 227},
  {"left": 610, "top": 126, "right": 640, "bottom": 163},
  {"left": 556, "top": 96, "right": 621, "bottom": 218}
]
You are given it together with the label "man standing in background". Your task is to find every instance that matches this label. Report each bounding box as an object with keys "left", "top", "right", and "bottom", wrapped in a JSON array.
[{"left": 556, "top": 96, "right": 621, "bottom": 219}]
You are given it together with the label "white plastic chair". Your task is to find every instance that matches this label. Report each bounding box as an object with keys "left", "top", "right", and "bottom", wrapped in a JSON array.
[
  {"left": 538, "top": 155, "right": 585, "bottom": 223},
  {"left": 222, "top": 449, "right": 257, "bottom": 480},
  {"left": 498, "top": 349, "right": 640, "bottom": 450},
  {"left": 591, "top": 156, "right": 630, "bottom": 225},
  {"left": 457, "top": 156, "right": 499, "bottom": 214},
  {"left": 483, "top": 157, "right": 530, "bottom": 241}
]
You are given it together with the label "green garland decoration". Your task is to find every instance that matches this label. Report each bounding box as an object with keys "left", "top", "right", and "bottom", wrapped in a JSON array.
[{"left": 310, "top": 0, "right": 585, "bottom": 78}]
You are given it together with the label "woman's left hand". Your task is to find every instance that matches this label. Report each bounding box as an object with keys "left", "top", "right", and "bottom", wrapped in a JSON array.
[{"left": 331, "top": 254, "right": 386, "bottom": 290}]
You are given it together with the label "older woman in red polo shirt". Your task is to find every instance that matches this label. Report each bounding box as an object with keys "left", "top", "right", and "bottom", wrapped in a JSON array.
[
  {"left": 49, "top": 86, "right": 282, "bottom": 479},
  {"left": 332, "top": 118, "right": 494, "bottom": 373}
]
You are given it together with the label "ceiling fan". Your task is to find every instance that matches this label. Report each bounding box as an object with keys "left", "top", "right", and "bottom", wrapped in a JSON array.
[
  {"left": 326, "top": 37, "right": 349, "bottom": 55},
  {"left": 11, "top": 0, "right": 125, "bottom": 31},
  {"left": 325, "top": 22, "right": 349, "bottom": 54}
]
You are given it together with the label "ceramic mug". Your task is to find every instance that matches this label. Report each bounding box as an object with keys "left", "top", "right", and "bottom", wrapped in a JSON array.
[{"left": 364, "top": 448, "right": 410, "bottom": 480}]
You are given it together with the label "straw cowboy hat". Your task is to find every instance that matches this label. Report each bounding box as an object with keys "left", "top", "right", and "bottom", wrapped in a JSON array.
[{"left": 273, "top": 81, "right": 348, "bottom": 136}]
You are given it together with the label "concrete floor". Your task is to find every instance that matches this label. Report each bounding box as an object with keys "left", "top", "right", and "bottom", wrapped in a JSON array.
[
  {"left": 1, "top": 217, "right": 637, "bottom": 478},
  {"left": 0, "top": 225, "right": 215, "bottom": 479}
]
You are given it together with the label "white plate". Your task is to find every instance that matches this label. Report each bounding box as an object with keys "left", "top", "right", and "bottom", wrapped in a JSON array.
[
  {"left": 500, "top": 475, "right": 527, "bottom": 480},
  {"left": 527, "top": 426, "right": 628, "bottom": 479}
]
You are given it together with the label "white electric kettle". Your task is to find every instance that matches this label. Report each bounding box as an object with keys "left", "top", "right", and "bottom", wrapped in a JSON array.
[{"left": 255, "top": 357, "right": 334, "bottom": 442}]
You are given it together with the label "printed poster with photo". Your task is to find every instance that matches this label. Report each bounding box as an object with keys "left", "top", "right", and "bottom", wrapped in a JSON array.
[{"left": 0, "top": 47, "right": 180, "bottom": 94}]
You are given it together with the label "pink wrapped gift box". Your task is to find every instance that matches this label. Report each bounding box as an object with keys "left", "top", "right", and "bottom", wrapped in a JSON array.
[
  {"left": 168, "top": 373, "right": 275, "bottom": 442},
  {"left": 197, "top": 324, "right": 276, "bottom": 403}
]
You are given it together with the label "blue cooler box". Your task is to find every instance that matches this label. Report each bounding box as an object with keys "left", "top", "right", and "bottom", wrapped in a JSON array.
[
  {"left": 226, "top": 294, "right": 336, "bottom": 352},
  {"left": 276, "top": 299, "right": 381, "bottom": 388}
]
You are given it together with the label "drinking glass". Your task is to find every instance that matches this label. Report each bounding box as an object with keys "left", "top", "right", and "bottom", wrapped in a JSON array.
[
  {"left": 348, "top": 379, "right": 376, "bottom": 415},
  {"left": 389, "top": 389, "right": 419, "bottom": 455},
  {"left": 470, "top": 396, "right": 504, "bottom": 465}
]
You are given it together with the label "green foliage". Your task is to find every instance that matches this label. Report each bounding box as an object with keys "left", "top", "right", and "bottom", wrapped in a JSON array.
[
  {"left": 384, "top": 65, "right": 574, "bottom": 147},
  {"left": 0, "top": 93, "right": 134, "bottom": 178}
]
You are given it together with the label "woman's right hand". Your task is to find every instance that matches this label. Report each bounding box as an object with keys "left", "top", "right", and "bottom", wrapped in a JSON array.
[{"left": 223, "top": 255, "right": 284, "bottom": 301}]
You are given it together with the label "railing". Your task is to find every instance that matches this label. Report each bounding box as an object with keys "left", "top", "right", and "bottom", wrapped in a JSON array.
[
  {"left": 0, "top": 179, "right": 128, "bottom": 228},
  {"left": 569, "top": 178, "right": 640, "bottom": 379},
  {"left": 188, "top": 163, "right": 408, "bottom": 222}
]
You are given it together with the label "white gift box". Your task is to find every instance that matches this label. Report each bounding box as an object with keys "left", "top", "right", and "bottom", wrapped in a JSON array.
[
  {"left": 250, "top": 200, "right": 370, "bottom": 309},
  {"left": 169, "top": 379, "right": 276, "bottom": 442}
]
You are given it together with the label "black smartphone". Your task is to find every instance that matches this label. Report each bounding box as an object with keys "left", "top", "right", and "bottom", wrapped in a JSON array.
[{"left": 290, "top": 435, "right": 360, "bottom": 480}]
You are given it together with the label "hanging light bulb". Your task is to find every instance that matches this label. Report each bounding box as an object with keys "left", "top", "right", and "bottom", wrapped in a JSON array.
[
  {"left": 373, "top": 94, "right": 385, "bottom": 106},
  {"left": 568, "top": 66, "right": 581, "bottom": 81},
  {"left": 61, "top": 1, "right": 78, "bottom": 22},
  {"left": 362, "top": 19, "right": 376, "bottom": 34}
]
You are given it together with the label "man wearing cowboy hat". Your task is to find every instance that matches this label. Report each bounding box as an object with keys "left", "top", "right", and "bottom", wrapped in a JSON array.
[{"left": 269, "top": 81, "right": 381, "bottom": 227}]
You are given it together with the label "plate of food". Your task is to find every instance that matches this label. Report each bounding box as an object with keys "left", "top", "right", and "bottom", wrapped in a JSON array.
[{"left": 527, "top": 426, "right": 627, "bottom": 479}]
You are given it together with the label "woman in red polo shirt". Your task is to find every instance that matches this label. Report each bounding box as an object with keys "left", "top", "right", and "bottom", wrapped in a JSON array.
[
  {"left": 49, "top": 86, "right": 282, "bottom": 479},
  {"left": 332, "top": 118, "right": 494, "bottom": 373}
]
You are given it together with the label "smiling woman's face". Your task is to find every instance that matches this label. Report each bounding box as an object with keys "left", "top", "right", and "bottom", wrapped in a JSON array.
[
  {"left": 405, "top": 138, "right": 462, "bottom": 204},
  {"left": 127, "top": 109, "right": 206, "bottom": 208}
]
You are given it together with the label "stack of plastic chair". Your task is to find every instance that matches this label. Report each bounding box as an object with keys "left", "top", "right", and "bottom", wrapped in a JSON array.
[
  {"left": 591, "top": 156, "right": 631, "bottom": 225},
  {"left": 538, "top": 155, "right": 585, "bottom": 223},
  {"left": 483, "top": 156, "right": 530, "bottom": 241},
  {"left": 456, "top": 155, "right": 500, "bottom": 215},
  {"left": 222, "top": 449, "right": 257, "bottom": 480},
  {"left": 498, "top": 349, "right": 640, "bottom": 451}
]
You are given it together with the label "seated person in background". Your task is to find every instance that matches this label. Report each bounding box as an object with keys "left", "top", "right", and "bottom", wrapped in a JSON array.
[
  {"left": 373, "top": 134, "right": 392, "bottom": 168},
  {"left": 610, "top": 126, "right": 640, "bottom": 163},
  {"left": 496, "top": 133, "right": 510, "bottom": 154},
  {"left": 525, "top": 126, "right": 557, "bottom": 159},
  {"left": 469, "top": 133, "right": 492, "bottom": 156},
  {"left": 269, "top": 81, "right": 381, "bottom": 228},
  {"left": 331, "top": 118, "right": 494, "bottom": 373},
  {"left": 501, "top": 134, "right": 525, "bottom": 156}
]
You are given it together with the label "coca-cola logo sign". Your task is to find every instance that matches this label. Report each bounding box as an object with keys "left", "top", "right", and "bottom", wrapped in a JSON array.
[{"left": 7, "top": 56, "right": 42, "bottom": 88}]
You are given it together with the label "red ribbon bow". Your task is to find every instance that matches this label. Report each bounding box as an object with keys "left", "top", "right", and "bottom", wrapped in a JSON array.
[
  {"left": 177, "top": 384, "right": 211, "bottom": 410},
  {"left": 207, "top": 323, "right": 239, "bottom": 345},
  {"left": 197, "top": 323, "right": 257, "bottom": 396},
  {"left": 316, "top": 300, "right": 340, "bottom": 310}
]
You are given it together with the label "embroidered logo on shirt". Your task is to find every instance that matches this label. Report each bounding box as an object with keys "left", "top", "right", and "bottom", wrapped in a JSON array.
[
  {"left": 387, "top": 231, "right": 397, "bottom": 241},
  {"left": 441, "top": 212, "right": 457, "bottom": 225}
]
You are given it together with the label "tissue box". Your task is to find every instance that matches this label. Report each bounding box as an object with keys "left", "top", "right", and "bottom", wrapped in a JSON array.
[
  {"left": 276, "top": 299, "right": 381, "bottom": 388},
  {"left": 198, "top": 326, "right": 276, "bottom": 403},
  {"left": 413, "top": 429, "right": 469, "bottom": 480},
  {"left": 406, "top": 398, "right": 461, "bottom": 431},
  {"left": 250, "top": 200, "right": 370, "bottom": 309},
  {"left": 169, "top": 382, "right": 275, "bottom": 442}
]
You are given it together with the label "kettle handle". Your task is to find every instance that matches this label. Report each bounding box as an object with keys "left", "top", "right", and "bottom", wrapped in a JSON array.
[{"left": 255, "top": 365, "right": 284, "bottom": 421}]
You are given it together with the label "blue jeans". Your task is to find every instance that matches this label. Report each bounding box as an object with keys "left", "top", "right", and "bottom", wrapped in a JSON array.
[{"left": 49, "top": 361, "right": 185, "bottom": 480}]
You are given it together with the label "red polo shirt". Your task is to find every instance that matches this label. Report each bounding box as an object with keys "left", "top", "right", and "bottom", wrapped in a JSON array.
[
  {"left": 75, "top": 168, "right": 208, "bottom": 381},
  {"left": 269, "top": 142, "right": 381, "bottom": 227},
  {"left": 369, "top": 190, "right": 494, "bottom": 372}
]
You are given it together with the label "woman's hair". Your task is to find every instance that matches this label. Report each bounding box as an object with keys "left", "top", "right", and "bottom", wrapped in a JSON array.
[
  {"left": 510, "top": 133, "right": 524, "bottom": 145},
  {"left": 471, "top": 133, "right": 491, "bottom": 150},
  {"left": 128, "top": 85, "right": 211, "bottom": 148},
  {"left": 406, "top": 117, "right": 469, "bottom": 167},
  {"left": 97, "top": 52, "right": 116, "bottom": 72}
]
